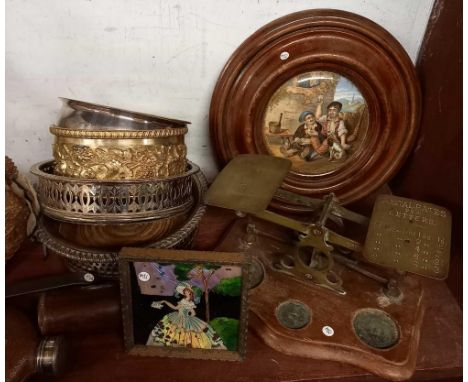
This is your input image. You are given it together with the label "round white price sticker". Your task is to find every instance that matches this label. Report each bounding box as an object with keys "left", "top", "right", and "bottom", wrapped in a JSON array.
[
  {"left": 280, "top": 51, "right": 290, "bottom": 60},
  {"left": 322, "top": 325, "right": 334, "bottom": 337},
  {"left": 138, "top": 272, "right": 150, "bottom": 282}
]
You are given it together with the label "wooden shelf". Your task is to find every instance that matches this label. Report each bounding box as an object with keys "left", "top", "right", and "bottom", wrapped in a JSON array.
[{"left": 6, "top": 206, "right": 462, "bottom": 382}]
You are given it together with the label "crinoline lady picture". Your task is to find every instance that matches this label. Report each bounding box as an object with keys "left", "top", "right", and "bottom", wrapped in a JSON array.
[
  {"left": 146, "top": 282, "right": 226, "bottom": 349},
  {"left": 119, "top": 248, "right": 249, "bottom": 361}
]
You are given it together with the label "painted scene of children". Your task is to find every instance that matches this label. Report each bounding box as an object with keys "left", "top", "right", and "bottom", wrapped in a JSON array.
[{"left": 263, "top": 71, "right": 368, "bottom": 175}]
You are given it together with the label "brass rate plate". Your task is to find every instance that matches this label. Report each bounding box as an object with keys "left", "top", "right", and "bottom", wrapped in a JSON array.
[{"left": 364, "top": 195, "right": 451, "bottom": 280}]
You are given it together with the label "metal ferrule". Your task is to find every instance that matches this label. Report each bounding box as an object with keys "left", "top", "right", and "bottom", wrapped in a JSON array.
[{"left": 36, "top": 336, "right": 66, "bottom": 376}]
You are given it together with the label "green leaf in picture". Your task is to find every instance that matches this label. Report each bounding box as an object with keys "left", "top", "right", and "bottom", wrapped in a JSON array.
[
  {"left": 174, "top": 263, "right": 193, "bottom": 280},
  {"left": 210, "top": 317, "right": 239, "bottom": 351},
  {"left": 213, "top": 276, "right": 241, "bottom": 297}
]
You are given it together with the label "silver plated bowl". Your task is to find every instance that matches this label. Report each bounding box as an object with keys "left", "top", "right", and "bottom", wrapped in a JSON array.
[
  {"left": 31, "top": 161, "right": 198, "bottom": 224},
  {"left": 35, "top": 169, "right": 207, "bottom": 278}
]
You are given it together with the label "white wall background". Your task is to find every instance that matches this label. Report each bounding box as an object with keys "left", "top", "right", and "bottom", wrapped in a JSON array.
[{"left": 6, "top": 0, "right": 434, "bottom": 181}]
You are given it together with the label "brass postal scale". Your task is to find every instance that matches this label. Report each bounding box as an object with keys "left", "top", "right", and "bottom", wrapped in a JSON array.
[{"left": 205, "top": 154, "right": 451, "bottom": 381}]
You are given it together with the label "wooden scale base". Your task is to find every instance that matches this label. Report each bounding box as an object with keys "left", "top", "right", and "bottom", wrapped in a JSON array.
[{"left": 216, "top": 217, "right": 425, "bottom": 381}]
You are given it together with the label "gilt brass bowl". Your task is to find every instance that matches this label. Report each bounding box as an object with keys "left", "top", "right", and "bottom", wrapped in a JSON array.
[{"left": 51, "top": 98, "right": 189, "bottom": 179}]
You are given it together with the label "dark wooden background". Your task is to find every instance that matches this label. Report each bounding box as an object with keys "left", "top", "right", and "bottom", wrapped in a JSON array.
[{"left": 391, "top": 0, "right": 462, "bottom": 308}]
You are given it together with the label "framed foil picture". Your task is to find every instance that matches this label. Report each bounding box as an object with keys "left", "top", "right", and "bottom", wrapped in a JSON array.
[
  {"left": 210, "top": 9, "right": 421, "bottom": 211},
  {"left": 119, "top": 248, "right": 250, "bottom": 361}
]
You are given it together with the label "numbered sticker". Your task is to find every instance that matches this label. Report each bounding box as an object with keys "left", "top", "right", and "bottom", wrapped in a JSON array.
[
  {"left": 280, "top": 51, "right": 290, "bottom": 60},
  {"left": 138, "top": 272, "right": 151, "bottom": 282},
  {"left": 322, "top": 325, "right": 334, "bottom": 337}
]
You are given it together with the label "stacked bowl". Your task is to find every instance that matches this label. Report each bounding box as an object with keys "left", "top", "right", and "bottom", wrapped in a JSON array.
[{"left": 32, "top": 98, "right": 206, "bottom": 277}]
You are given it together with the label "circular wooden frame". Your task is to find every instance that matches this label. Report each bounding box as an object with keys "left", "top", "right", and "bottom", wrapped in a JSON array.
[{"left": 209, "top": 9, "right": 421, "bottom": 208}]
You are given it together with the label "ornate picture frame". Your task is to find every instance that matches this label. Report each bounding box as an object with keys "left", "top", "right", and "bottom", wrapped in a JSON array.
[
  {"left": 119, "top": 248, "right": 250, "bottom": 361},
  {"left": 210, "top": 9, "right": 421, "bottom": 210}
]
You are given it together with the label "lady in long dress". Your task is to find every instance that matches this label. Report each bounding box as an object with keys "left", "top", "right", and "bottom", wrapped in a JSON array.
[{"left": 146, "top": 282, "right": 226, "bottom": 349}]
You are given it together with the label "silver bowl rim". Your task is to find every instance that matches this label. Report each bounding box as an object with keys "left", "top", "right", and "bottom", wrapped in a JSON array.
[{"left": 58, "top": 97, "right": 190, "bottom": 128}]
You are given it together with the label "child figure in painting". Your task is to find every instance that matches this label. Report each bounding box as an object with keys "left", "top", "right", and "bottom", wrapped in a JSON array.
[
  {"left": 147, "top": 282, "right": 226, "bottom": 349},
  {"left": 281, "top": 111, "right": 328, "bottom": 160},
  {"left": 315, "top": 96, "right": 350, "bottom": 160}
]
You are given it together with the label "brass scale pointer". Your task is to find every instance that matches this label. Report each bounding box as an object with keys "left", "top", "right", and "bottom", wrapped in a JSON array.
[{"left": 205, "top": 155, "right": 451, "bottom": 295}]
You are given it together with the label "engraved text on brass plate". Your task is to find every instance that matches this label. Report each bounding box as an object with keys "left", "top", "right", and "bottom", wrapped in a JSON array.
[{"left": 364, "top": 195, "right": 451, "bottom": 279}]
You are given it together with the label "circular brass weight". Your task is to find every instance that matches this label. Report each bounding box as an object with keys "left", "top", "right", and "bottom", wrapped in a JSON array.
[
  {"left": 353, "top": 309, "right": 400, "bottom": 349},
  {"left": 276, "top": 300, "right": 311, "bottom": 329},
  {"left": 248, "top": 258, "right": 265, "bottom": 289}
]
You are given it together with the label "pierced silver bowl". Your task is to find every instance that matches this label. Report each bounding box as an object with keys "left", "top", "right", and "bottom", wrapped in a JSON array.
[
  {"left": 35, "top": 169, "right": 207, "bottom": 278},
  {"left": 31, "top": 161, "right": 198, "bottom": 224}
]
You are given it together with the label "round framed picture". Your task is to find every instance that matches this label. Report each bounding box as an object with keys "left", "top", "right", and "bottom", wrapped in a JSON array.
[{"left": 210, "top": 9, "right": 421, "bottom": 210}]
